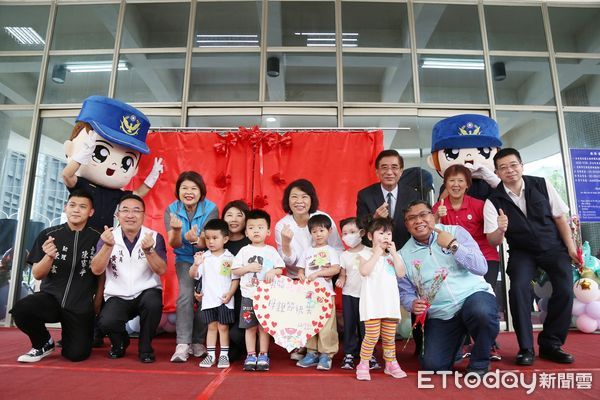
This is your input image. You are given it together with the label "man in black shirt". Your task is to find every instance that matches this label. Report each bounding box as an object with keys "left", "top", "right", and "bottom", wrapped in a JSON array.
[{"left": 10, "top": 190, "right": 102, "bottom": 362}]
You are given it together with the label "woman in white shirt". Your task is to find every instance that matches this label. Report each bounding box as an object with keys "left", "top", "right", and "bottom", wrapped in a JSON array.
[{"left": 274, "top": 178, "right": 344, "bottom": 360}]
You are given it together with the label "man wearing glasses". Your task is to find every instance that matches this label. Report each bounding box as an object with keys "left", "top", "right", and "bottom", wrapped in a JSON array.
[
  {"left": 357, "top": 149, "right": 420, "bottom": 248},
  {"left": 484, "top": 148, "right": 577, "bottom": 366},
  {"left": 91, "top": 194, "right": 167, "bottom": 363},
  {"left": 398, "top": 200, "right": 499, "bottom": 376}
]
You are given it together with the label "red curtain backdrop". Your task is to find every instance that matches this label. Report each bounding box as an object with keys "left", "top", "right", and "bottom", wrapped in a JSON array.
[{"left": 129, "top": 128, "right": 383, "bottom": 312}]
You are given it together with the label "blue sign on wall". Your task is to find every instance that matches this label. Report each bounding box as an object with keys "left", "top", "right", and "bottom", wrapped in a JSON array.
[{"left": 570, "top": 148, "right": 600, "bottom": 222}]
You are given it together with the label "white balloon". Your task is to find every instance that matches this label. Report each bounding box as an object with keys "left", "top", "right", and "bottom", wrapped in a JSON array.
[
  {"left": 576, "top": 314, "right": 599, "bottom": 333},
  {"left": 572, "top": 298, "right": 587, "bottom": 316},
  {"left": 573, "top": 279, "right": 600, "bottom": 304},
  {"left": 126, "top": 316, "right": 141, "bottom": 334},
  {"left": 533, "top": 282, "right": 552, "bottom": 299}
]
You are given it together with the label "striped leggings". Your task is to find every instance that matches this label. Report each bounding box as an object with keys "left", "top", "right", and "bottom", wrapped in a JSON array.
[{"left": 359, "top": 318, "right": 398, "bottom": 362}]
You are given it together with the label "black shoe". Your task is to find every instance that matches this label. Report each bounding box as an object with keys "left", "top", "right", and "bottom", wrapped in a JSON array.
[
  {"left": 515, "top": 349, "right": 535, "bottom": 366},
  {"left": 539, "top": 347, "right": 574, "bottom": 364},
  {"left": 108, "top": 335, "right": 130, "bottom": 359},
  {"left": 139, "top": 352, "right": 156, "bottom": 363}
]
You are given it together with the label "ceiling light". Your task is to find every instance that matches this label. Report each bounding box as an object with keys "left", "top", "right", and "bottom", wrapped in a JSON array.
[
  {"left": 266, "top": 117, "right": 277, "bottom": 122},
  {"left": 4, "top": 27, "right": 45, "bottom": 45},
  {"left": 196, "top": 34, "right": 259, "bottom": 47},
  {"left": 64, "top": 61, "right": 129, "bottom": 73},
  {"left": 421, "top": 58, "right": 484, "bottom": 70},
  {"left": 295, "top": 32, "right": 359, "bottom": 47}
]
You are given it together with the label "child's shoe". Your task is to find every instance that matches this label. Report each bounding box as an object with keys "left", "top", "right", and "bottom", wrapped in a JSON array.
[
  {"left": 199, "top": 354, "right": 215, "bottom": 368},
  {"left": 384, "top": 360, "right": 407, "bottom": 379},
  {"left": 256, "top": 354, "right": 270, "bottom": 371},
  {"left": 217, "top": 354, "right": 230, "bottom": 368},
  {"left": 316, "top": 354, "right": 332, "bottom": 370},
  {"left": 243, "top": 354, "right": 257, "bottom": 371},
  {"left": 341, "top": 354, "right": 355, "bottom": 369},
  {"left": 489, "top": 345, "right": 502, "bottom": 361},
  {"left": 296, "top": 352, "right": 319, "bottom": 368},
  {"left": 369, "top": 355, "right": 381, "bottom": 369},
  {"left": 290, "top": 348, "right": 304, "bottom": 361},
  {"left": 356, "top": 359, "right": 371, "bottom": 381}
]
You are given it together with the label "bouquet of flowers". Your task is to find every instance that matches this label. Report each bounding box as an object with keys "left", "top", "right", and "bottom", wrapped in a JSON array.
[
  {"left": 408, "top": 259, "right": 448, "bottom": 356},
  {"left": 570, "top": 215, "right": 584, "bottom": 273}
]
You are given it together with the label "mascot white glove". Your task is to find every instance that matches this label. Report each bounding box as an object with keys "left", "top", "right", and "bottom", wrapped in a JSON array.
[
  {"left": 72, "top": 131, "right": 97, "bottom": 165},
  {"left": 144, "top": 157, "right": 164, "bottom": 188},
  {"left": 465, "top": 162, "right": 501, "bottom": 188}
]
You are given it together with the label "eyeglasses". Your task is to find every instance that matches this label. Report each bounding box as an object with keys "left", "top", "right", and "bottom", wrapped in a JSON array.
[
  {"left": 404, "top": 210, "right": 433, "bottom": 222},
  {"left": 378, "top": 165, "right": 402, "bottom": 172},
  {"left": 118, "top": 208, "right": 144, "bottom": 215},
  {"left": 497, "top": 162, "right": 522, "bottom": 173}
]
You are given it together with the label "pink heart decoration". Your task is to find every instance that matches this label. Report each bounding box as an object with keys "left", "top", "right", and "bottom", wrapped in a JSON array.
[{"left": 254, "top": 276, "right": 332, "bottom": 352}]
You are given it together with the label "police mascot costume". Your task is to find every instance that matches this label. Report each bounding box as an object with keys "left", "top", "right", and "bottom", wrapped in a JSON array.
[{"left": 427, "top": 114, "right": 503, "bottom": 200}]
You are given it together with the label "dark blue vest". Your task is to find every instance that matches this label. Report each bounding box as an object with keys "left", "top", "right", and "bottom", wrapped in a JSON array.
[{"left": 488, "top": 175, "right": 564, "bottom": 253}]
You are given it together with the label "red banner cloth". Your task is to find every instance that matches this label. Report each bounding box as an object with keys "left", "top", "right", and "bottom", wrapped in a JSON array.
[{"left": 129, "top": 128, "right": 383, "bottom": 312}]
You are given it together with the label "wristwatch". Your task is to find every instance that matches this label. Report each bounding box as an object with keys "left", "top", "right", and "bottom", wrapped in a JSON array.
[{"left": 447, "top": 239, "right": 459, "bottom": 254}]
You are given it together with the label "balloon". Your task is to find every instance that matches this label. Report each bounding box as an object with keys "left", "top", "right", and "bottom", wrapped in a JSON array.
[
  {"left": 573, "top": 279, "right": 600, "bottom": 304},
  {"left": 126, "top": 316, "right": 140, "bottom": 334},
  {"left": 537, "top": 297, "right": 549, "bottom": 312},
  {"left": 533, "top": 282, "right": 552, "bottom": 299},
  {"left": 167, "top": 312, "right": 177, "bottom": 325},
  {"left": 572, "top": 298, "right": 587, "bottom": 316},
  {"left": 397, "top": 318, "right": 412, "bottom": 339},
  {"left": 163, "top": 321, "right": 176, "bottom": 333},
  {"left": 585, "top": 301, "right": 600, "bottom": 320},
  {"left": 576, "top": 314, "right": 598, "bottom": 333}
]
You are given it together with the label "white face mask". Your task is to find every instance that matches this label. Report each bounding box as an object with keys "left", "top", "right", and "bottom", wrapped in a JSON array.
[{"left": 342, "top": 232, "right": 362, "bottom": 248}]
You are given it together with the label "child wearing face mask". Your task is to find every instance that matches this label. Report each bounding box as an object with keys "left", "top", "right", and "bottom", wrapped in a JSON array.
[{"left": 335, "top": 217, "right": 374, "bottom": 370}]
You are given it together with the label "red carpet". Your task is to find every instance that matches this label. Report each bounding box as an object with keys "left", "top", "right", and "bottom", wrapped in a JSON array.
[{"left": 1, "top": 327, "right": 598, "bottom": 399}]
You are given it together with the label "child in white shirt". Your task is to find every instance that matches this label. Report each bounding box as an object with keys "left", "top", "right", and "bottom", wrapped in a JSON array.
[
  {"left": 296, "top": 214, "right": 341, "bottom": 371},
  {"left": 232, "top": 210, "right": 284, "bottom": 372},
  {"left": 356, "top": 217, "right": 407, "bottom": 381},
  {"left": 335, "top": 217, "right": 375, "bottom": 370},
  {"left": 189, "top": 219, "right": 239, "bottom": 369}
]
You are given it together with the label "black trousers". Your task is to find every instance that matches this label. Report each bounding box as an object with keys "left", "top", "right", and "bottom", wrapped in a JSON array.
[
  {"left": 342, "top": 294, "right": 365, "bottom": 356},
  {"left": 11, "top": 292, "right": 94, "bottom": 362},
  {"left": 98, "top": 288, "right": 163, "bottom": 354},
  {"left": 507, "top": 248, "right": 573, "bottom": 351}
]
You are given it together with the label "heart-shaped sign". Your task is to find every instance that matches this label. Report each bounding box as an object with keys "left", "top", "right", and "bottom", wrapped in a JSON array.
[{"left": 254, "top": 276, "right": 332, "bottom": 352}]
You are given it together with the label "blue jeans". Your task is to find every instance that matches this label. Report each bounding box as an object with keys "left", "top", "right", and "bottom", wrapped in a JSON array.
[{"left": 420, "top": 291, "right": 499, "bottom": 371}]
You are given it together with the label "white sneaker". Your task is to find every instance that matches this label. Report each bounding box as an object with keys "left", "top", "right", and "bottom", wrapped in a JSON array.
[
  {"left": 17, "top": 339, "right": 55, "bottom": 363},
  {"left": 170, "top": 343, "right": 190, "bottom": 363},
  {"left": 217, "top": 354, "right": 230, "bottom": 368},
  {"left": 189, "top": 343, "right": 207, "bottom": 358},
  {"left": 199, "top": 354, "right": 215, "bottom": 368}
]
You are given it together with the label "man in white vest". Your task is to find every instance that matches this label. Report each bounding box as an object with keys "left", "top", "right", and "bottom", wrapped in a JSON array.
[{"left": 91, "top": 194, "right": 167, "bottom": 363}]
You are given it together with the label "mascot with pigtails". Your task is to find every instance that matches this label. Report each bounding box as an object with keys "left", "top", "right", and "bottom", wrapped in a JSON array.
[{"left": 62, "top": 95, "right": 164, "bottom": 230}]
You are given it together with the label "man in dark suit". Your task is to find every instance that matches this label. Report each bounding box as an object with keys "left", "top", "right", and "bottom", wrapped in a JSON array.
[
  {"left": 357, "top": 150, "right": 430, "bottom": 248},
  {"left": 357, "top": 150, "right": 432, "bottom": 359}
]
